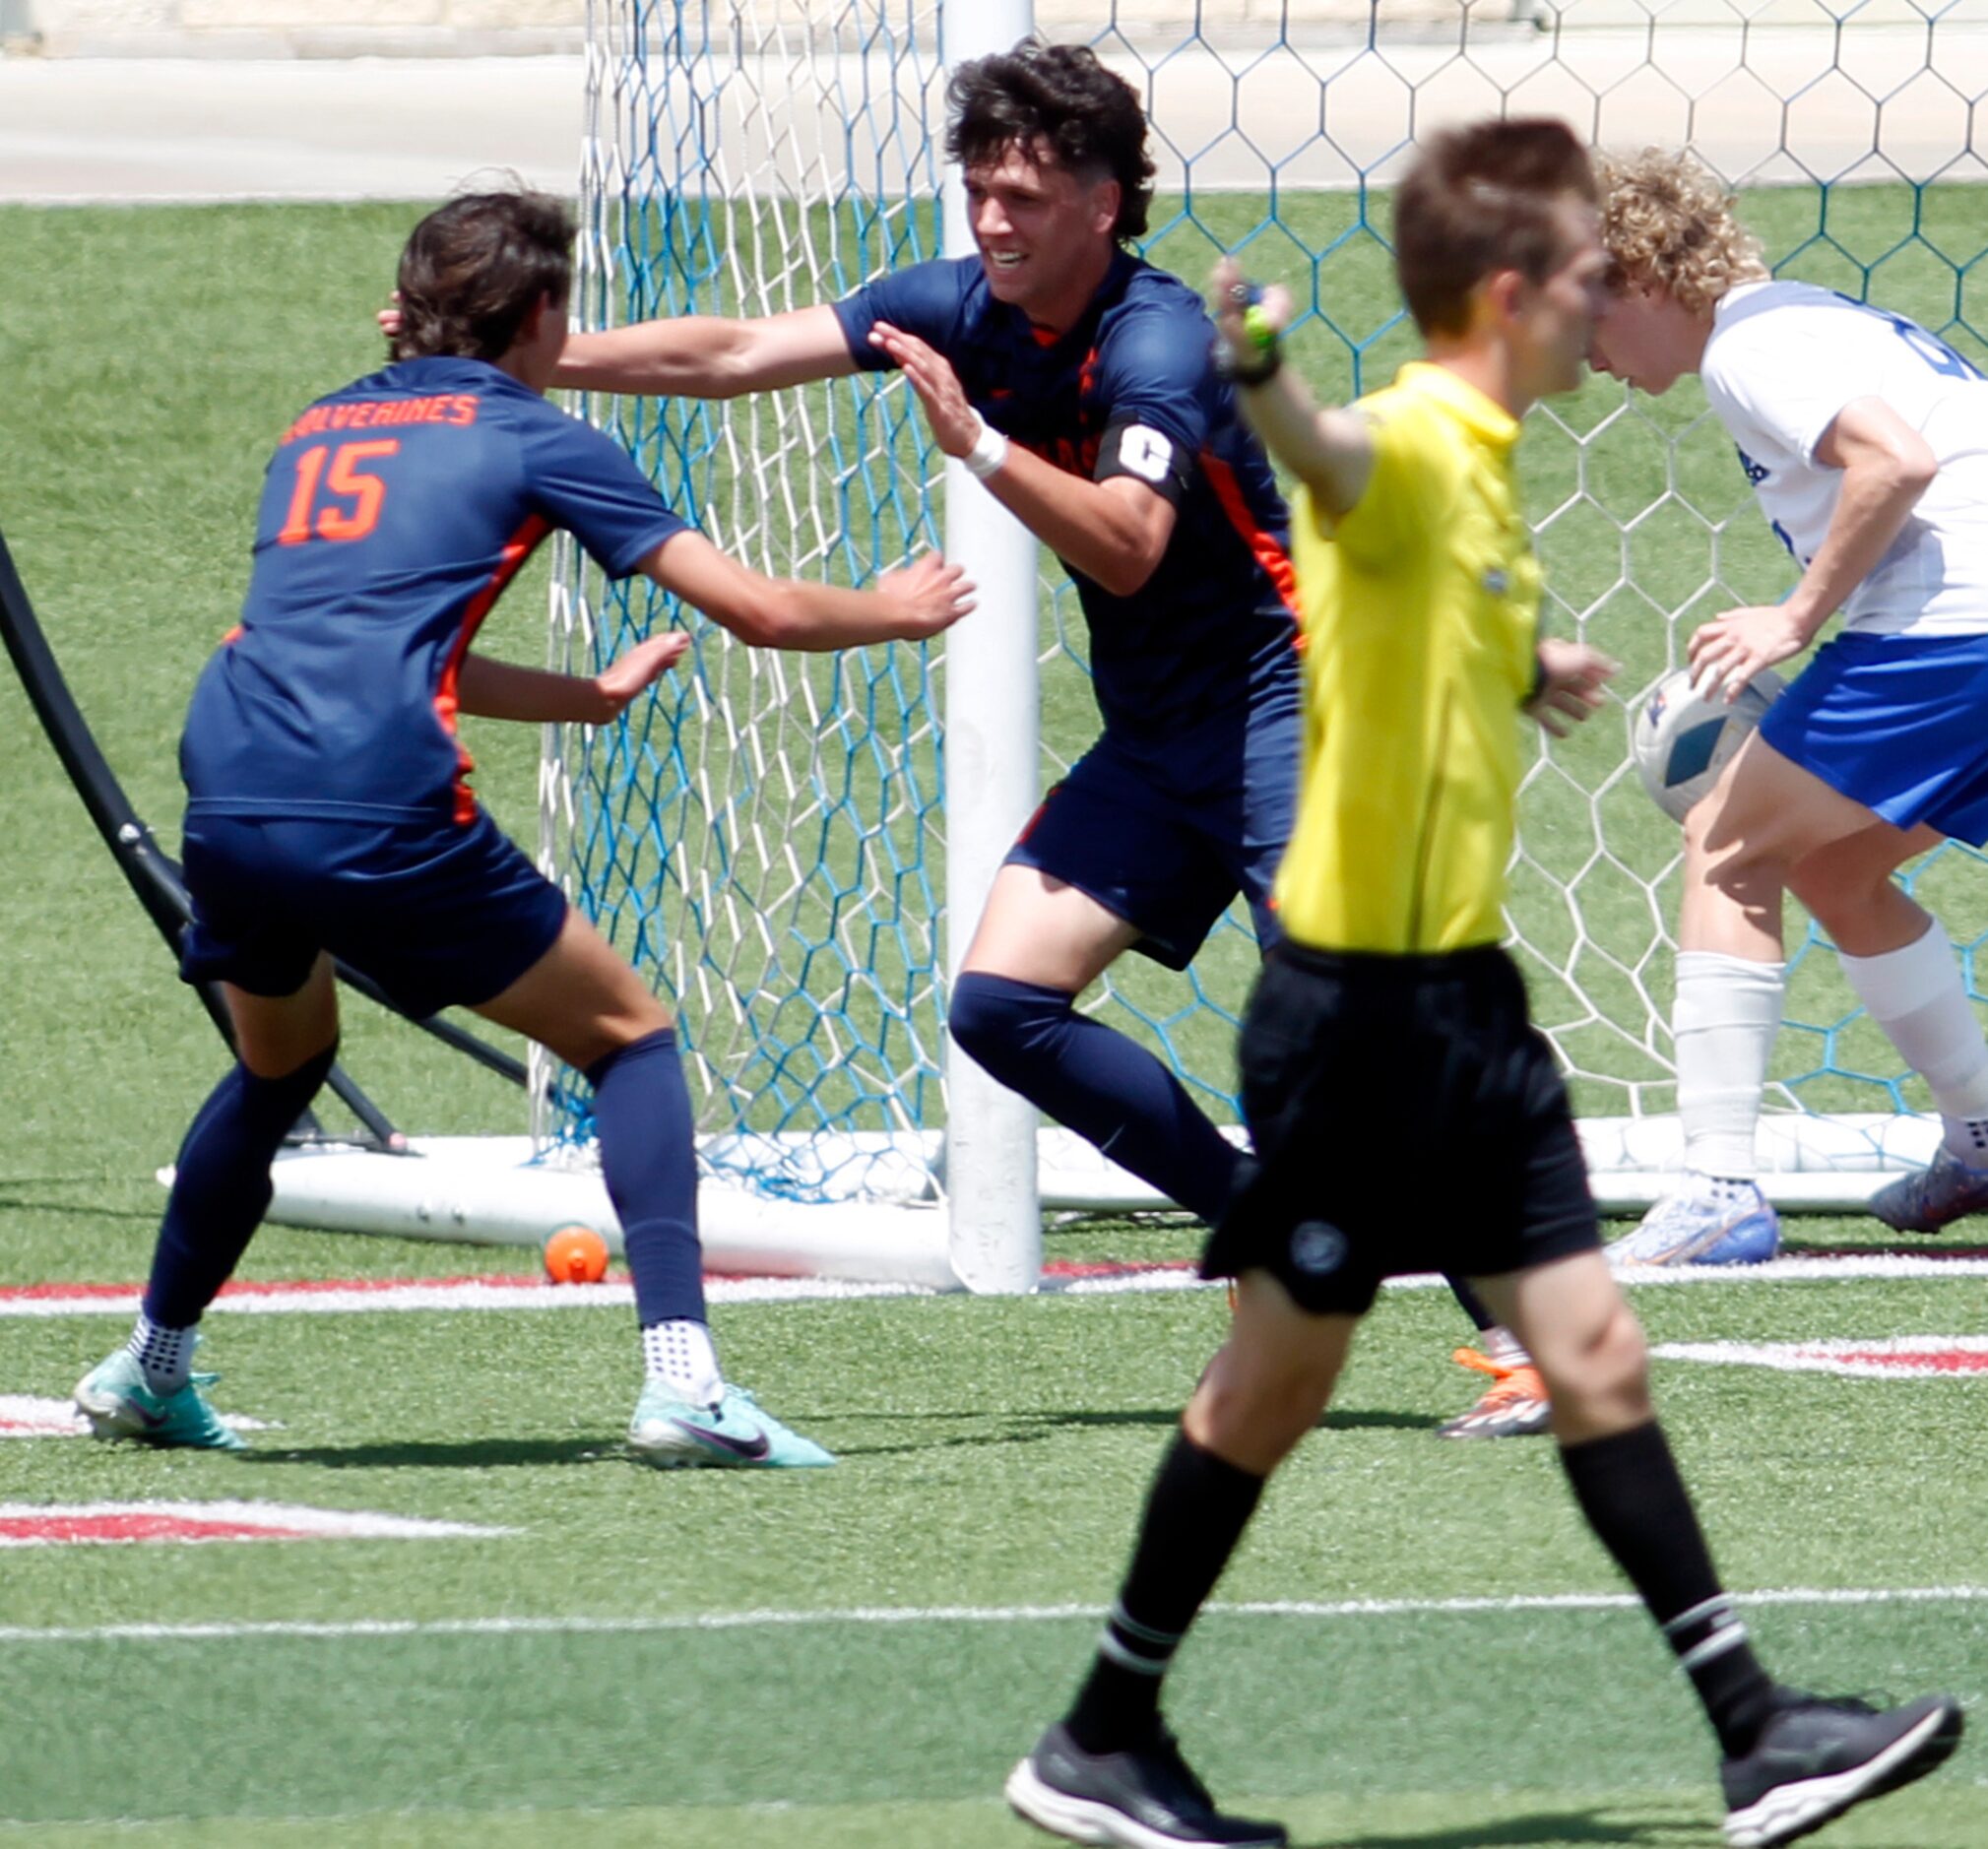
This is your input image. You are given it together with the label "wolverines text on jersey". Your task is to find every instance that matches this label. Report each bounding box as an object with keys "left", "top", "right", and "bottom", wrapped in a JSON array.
[{"left": 180, "top": 356, "right": 686, "bottom": 826}]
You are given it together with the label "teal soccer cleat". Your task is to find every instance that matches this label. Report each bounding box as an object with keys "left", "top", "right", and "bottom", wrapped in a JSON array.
[
  {"left": 73, "top": 1350, "right": 246, "bottom": 1451},
  {"left": 1608, "top": 1176, "right": 1780, "bottom": 1268},
  {"left": 1868, "top": 1145, "right": 1988, "bottom": 1234},
  {"left": 627, "top": 1381, "right": 835, "bottom": 1469}
]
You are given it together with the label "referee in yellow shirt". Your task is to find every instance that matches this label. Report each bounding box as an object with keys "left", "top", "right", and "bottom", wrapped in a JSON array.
[{"left": 1006, "top": 118, "right": 1961, "bottom": 1849}]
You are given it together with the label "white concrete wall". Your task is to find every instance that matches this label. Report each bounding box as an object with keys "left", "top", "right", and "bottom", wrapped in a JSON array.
[{"left": 6, "top": 0, "right": 1950, "bottom": 61}]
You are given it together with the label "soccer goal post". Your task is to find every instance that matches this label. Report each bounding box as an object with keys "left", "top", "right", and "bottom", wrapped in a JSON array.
[{"left": 268, "top": 0, "right": 1988, "bottom": 1288}]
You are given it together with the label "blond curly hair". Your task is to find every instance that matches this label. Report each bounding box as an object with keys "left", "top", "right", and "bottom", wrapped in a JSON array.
[{"left": 1596, "top": 148, "right": 1768, "bottom": 314}]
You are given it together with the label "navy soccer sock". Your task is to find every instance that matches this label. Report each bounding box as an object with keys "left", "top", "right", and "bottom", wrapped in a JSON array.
[
  {"left": 585, "top": 1028, "right": 706, "bottom": 1328},
  {"left": 144, "top": 1044, "right": 337, "bottom": 1329},
  {"left": 1560, "top": 1422, "right": 1779, "bottom": 1755},
  {"left": 948, "top": 972, "right": 1245, "bottom": 1223},
  {"left": 1064, "top": 1432, "right": 1266, "bottom": 1753}
]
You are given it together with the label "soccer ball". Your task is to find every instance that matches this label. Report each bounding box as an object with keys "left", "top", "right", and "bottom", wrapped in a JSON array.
[{"left": 1632, "top": 666, "right": 1785, "bottom": 823}]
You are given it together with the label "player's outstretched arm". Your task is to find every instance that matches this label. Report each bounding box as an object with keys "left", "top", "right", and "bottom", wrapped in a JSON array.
[
  {"left": 376, "top": 299, "right": 858, "bottom": 398},
  {"left": 1688, "top": 395, "right": 1937, "bottom": 702},
  {"left": 1207, "top": 257, "right": 1373, "bottom": 518},
  {"left": 456, "top": 633, "right": 692, "bottom": 725},
  {"left": 866, "top": 321, "right": 1177, "bottom": 598},
  {"left": 640, "top": 530, "right": 975, "bottom": 651},
  {"left": 555, "top": 305, "right": 860, "bottom": 398}
]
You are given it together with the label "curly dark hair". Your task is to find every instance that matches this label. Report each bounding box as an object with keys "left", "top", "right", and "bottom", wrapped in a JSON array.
[
  {"left": 1394, "top": 119, "right": 1598, "bottom": 338},
  {"left": 391, "top": 185, "right": 574, "bottom": 363},
  {"left": 945, "top": 39, "right": 1156, "bottom": 243}
]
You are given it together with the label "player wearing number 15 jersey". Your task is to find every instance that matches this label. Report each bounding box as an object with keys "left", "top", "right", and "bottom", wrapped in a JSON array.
[
  {"left": 1589, "top": 149, "right": 1988, "bottom": 1264},
  {"left": 76, "top": 188, "right": 973, "bottom": 1468}
]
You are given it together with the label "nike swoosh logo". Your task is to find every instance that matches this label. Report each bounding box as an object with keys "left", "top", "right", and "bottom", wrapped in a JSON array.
[{"left": 671, "top": 1418, "right": 771, "bottom": 1462}]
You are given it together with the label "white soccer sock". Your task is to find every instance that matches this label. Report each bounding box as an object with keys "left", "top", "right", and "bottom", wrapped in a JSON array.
[
  {"left": 126, "top": 1311, "right": 195, "bottom": 1394},
  {"left": 1674, "top": 951, "right": 1785, "bottom": 1180},
  {"left": 642, "top": 1317, "right": 724, "bottom": 1408},
  {"left": 1485, "top": 1325, "right": 1534, "bottom": 1371},
  {"left": 1838, "top": 921, "right": 1988, "bottom": 1165}
]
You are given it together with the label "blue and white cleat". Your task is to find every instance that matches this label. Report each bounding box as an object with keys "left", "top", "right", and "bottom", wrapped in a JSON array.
[
  {"left": 1868, "top": 1145, "right": 1988, "bottom": 1234},
  {"left": 73, "top": 1350, "right": 246, "bottom": 1451},
  {"left": 1609, "top": 1176, "right": 1780, "bottom": 1268},
  {"left": 627, "top": 1381, "right": 835, "bottom": 1469}
]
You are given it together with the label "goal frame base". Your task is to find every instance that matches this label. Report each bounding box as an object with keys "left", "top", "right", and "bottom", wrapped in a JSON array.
[{"left": 245, "top": 1112, "right": 1944, "bottom": 1293}]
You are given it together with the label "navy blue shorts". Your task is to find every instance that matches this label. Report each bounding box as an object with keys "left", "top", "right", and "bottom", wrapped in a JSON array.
[
  {"left": 1006, "top": 695, "right": 1300, "bottom": 970},
  {"left": 178, "top": 809, "right": 569, "bottom": 1020},
  {"left": 1761, "top": 630, "right": 1988, "bottom": 845},
  {"left": 1201, "top": 942, "right": 1599, "bottom": 1315}
]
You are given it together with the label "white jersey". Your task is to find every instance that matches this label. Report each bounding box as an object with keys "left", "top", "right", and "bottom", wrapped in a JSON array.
[{"left": 1700, "top": 279, "right": 1988, "bottom": 637}]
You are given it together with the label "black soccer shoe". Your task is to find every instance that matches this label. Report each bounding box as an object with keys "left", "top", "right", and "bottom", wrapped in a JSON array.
[
  {"left": 1004, "top": 1722, "right": 1288, "bottom": 1849},
  {"left": 1720, "top": 1690, "right": 1964, "bottom": 1847}
]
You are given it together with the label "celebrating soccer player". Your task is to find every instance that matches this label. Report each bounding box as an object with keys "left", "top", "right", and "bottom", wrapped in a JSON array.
[
  {"left": 548, "top": 39, "right": 1294, "bottom": 1243},
  {"left": 1590, "top": 150, "right": 1988, "bottom": 1262},
  {"left": 74, "top": 188, "right": 973, "bottom": 1469},
  {"left": 1003, "top": 120, "right": 1961, "bottom": 1849},
  {"left": 496, "top": 37, "right": 1545, "bottom": 1435}
]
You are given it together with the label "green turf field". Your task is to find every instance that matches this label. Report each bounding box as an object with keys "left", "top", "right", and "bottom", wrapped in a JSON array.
[{"left": 3, "top": 196, "right": 1987, "bottom": 1845}]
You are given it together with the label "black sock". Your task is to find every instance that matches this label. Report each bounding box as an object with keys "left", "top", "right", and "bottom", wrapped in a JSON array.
[
  {"left": 1559, "top": 1422, "right": 1779, "bottom": 1755},
  {"left": 1063, "top": 1432, "right": 1266, "bottom": 1754}
]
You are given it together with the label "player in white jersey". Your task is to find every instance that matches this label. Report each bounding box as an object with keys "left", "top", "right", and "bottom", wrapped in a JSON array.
[{"left": 1589, "top": 148, "right": 1988, "bottom": 1261}]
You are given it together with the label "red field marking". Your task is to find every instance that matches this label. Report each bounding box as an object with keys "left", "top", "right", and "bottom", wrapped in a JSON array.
[{"left": 0, "top": 1501, "right": 512, "bottom": 1547}]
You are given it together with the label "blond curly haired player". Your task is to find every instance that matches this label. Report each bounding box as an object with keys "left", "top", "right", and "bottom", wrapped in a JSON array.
[{"left": 1592, "top": 149, "right": 1988, "bottom": 1261}]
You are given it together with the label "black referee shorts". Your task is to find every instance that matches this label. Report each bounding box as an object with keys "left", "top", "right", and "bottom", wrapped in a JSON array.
[{"left": 1200, "top": 940, "right": 1599, "bottom": 1316}]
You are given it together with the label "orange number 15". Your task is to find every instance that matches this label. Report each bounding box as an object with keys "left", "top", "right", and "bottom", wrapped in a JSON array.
[{"left": 278, "top": 439, "right": 399, "bottom": 545}]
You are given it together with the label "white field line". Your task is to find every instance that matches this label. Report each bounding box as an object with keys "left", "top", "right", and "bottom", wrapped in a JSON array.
[
  {"left": 1652, "top": 1336, "right": 1988, "bottom": 1377},
  {"left": 2, "top": 1584, "right": 1986, "bottom": 1645},
  {"left": 5, "top": 1250, "right": 1988, "bottom": 1319},
  {"left": 0, "top": 1394, "right": 275, "bottom": 1437}
]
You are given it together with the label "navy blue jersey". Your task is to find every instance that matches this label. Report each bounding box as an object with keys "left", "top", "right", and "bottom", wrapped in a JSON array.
[
  {"left": 181, "top": 356, "right": 686, "bottom": 825},
  {"left": 833, "top": 252, "right": 1299, "bottom": 753}
]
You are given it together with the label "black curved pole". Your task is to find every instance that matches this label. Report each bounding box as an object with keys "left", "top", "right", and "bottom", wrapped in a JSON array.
[{"left": 0, "top": 528, "right": 528, "bottom": 1149}]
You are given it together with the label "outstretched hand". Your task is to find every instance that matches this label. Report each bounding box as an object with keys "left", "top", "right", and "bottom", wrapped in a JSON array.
[
  {"left": 593, "top": 632, "right": 692, "bottom": 720},
  {"left": 869, "top": 323, "right": 981, "bottom": 457},
  {"left": 876, "top": 552, "right": 977, "bottom": 640},
  {"left": 1526, "top": 637, "right": 1619, "bottom": 737}
]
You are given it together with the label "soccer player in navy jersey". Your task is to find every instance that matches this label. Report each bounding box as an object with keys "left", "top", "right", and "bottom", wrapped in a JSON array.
[
  {"left": 74, "top": 188, "right": 972, "bottom": 1468},
  {"left": 538, "top": 38, "right": 1551, "bottom": 1433},
  {"left": 543, "top": 40, "right": 1295, "bottom": 1246}
]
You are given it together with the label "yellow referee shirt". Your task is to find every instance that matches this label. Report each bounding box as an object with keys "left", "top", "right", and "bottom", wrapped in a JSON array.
[{"left": 1274, "top": 361, "right": 1542, "bottom": 954}]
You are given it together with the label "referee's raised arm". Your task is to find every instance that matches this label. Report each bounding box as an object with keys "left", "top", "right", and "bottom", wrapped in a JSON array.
[{"left": 1207, "top": 255, "right": 1374, "bottom": 517}]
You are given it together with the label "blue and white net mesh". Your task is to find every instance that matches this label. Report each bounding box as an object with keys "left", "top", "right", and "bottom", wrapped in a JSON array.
[{"left": 547, "top": 0, "right": 1987, "bottom": 1202}]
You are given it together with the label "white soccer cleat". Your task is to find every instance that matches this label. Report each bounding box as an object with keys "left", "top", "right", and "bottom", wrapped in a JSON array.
[{"left": 1608, "top": 1176, "right": 1780, "bottom": 1268}]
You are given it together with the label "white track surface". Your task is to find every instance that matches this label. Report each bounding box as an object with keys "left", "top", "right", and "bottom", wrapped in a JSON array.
[{"left": 3, "top": 30, "right": 1973, "bottom": 205}]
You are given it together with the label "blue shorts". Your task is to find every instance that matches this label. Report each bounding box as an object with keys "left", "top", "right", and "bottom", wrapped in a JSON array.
[
  {"left": 1007, "top": 694, "right": 1300, "bottom": 971},
  {"left": 1761, "top": 631, "right": 1988, "bottom": 846},
  {"left": 179, "top": 809, "right": 569, "bottom": 1019}
]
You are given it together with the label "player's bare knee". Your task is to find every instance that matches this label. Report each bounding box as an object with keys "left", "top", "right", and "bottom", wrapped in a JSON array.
[{"left": 1186, "top": 1348, "right": 1330, "bottom": 1472}]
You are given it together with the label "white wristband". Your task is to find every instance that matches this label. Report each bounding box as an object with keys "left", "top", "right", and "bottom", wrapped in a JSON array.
[{"left": 962, "top": 416, "right": 1009, "bottom": 480}]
